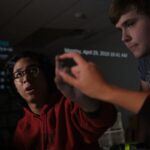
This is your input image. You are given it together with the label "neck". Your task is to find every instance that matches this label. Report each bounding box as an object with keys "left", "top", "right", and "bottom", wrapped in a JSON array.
[
  {"left": 28, "top": 102, "right": 45, "bottom": 115},
  {"left": 27, "top": 93, "right": 57, "bottom": 114},
  {"left": 27, "top": 94, "right": 50, "bottom": 114}
]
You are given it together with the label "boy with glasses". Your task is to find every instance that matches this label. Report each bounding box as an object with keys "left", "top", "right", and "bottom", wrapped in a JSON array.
[{"left": 5, "top": 50, "right": 116, "bottom": 150}]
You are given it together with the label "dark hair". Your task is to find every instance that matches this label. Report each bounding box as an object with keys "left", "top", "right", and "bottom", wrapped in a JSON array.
[
  {"left": 109, "top": 0, "right": 150, "bottom": 25},
  {"left": 5, "top": 50, "right": 58, "bottom": 105}
]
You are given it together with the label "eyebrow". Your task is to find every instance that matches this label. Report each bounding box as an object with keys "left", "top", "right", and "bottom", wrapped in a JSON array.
[
  {"left": 124, "top": 17, "right": 138, "bottom": 26},
  {"left": 13, "top": 64, "right": 38, "bottom": 74}
]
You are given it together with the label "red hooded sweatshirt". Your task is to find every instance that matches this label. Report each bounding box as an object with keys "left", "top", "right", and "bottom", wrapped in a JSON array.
[{"left": 13, "top": 96, "right": 116, "bottom": 150}]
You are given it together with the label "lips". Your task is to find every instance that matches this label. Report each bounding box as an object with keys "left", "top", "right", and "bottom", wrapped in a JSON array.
[
  {"left": 126, "top": 43, "right": 138, "bottom": 49},
  {"left": 24, "top": 85, "right": 35, "bottom": 94},
  {"left": 127, "top": 44, "right": 134, "bottom": 49},
  {"left": 26, "top": 86, "right": 33, "bottom": 91}
]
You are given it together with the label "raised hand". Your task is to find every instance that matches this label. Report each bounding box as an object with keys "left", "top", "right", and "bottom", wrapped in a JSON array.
[
  {"left": 55, "top": 55, "right": 75, "bottom": 98},
  {"left": 56, "top": 52, "right": 111, "bottom": 101},
  {"left": 55, "top": 55, "right": 100, "bottom": 112}
]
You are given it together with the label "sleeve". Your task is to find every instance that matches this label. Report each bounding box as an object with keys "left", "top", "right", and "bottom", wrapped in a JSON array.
[
  {"left": 138, "top": 55, "right": 150, "bottom": 83},
  {"left": 138, "top": 58, "right": 146, "bottom": 81},
  {"left": 68, "top": 100, "right": 117, "bottom": 143},
  {"left": 138, "top": 96, "right": 150, "bottom": 124}
]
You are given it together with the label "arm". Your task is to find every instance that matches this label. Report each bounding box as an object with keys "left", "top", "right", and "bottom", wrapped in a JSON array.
[
  {"left": 57, "top": 52, "right": 150, "bottom": 114},
  {"left": 55, "top": 56, "right": 101, "bottom": 113}
]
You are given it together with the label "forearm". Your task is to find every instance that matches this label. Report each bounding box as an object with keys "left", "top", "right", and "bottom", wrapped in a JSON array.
[{"left": 100, "top": 85, "right": 150, "bottom": 114}]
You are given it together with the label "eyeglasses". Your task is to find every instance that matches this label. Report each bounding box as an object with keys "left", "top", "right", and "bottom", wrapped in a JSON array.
[{"left": 13, "top": 65, "right": 40, "bottom": 82}]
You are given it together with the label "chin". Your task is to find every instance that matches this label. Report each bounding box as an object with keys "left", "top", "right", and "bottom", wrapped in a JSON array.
[
  {"left": 25, "top": 96, "right": 36, "bottom": 103},
  {"left": 132, "top": 53, "right": 140, "bottom": 58},
  {"left": 132, "top": 50, "right": 145, "bottom": 59}
]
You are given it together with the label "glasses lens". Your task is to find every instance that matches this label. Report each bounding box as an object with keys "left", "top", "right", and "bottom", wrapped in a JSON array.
[
  {"left": 28, "top": 66, "right": 39, "bottom": 77},
  {"left": 13, "top": 71, "right": 23, "bottom": 80}
]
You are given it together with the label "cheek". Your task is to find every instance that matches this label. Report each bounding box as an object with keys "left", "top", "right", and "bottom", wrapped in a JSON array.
[
  {"left": 138, "top": 24, "right": 150, "bottom": 41},
  {"left": 14, "top": 82, "right": 24, "bottom": 96},
  {"left": 36, "top": 73, "right": 48, "bottom": 88}
]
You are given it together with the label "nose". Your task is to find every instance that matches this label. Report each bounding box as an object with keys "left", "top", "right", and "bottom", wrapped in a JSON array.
[
  {"left": 121, "top": 29, "right": 131, "bottom": 43},
  {"left": 22, "top": 72, "right": 31, "bottom": 83}
]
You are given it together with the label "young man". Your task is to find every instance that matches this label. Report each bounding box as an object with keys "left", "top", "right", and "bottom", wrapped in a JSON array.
[
  {"left": 56, "top": 0, "right": 150, "bottom": 122},
  {"left": 5, "top": 51, "right": 116, "bottom": 150}
]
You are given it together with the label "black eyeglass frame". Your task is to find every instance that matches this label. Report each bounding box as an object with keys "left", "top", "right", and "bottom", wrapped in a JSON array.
[{"left": 13, "top": 65, "right": 40, "bottom": 82}]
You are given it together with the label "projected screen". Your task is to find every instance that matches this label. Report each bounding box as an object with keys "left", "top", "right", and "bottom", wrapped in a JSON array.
[{"left": 0, "top": 40, "right": 13, "bottom": 93}]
